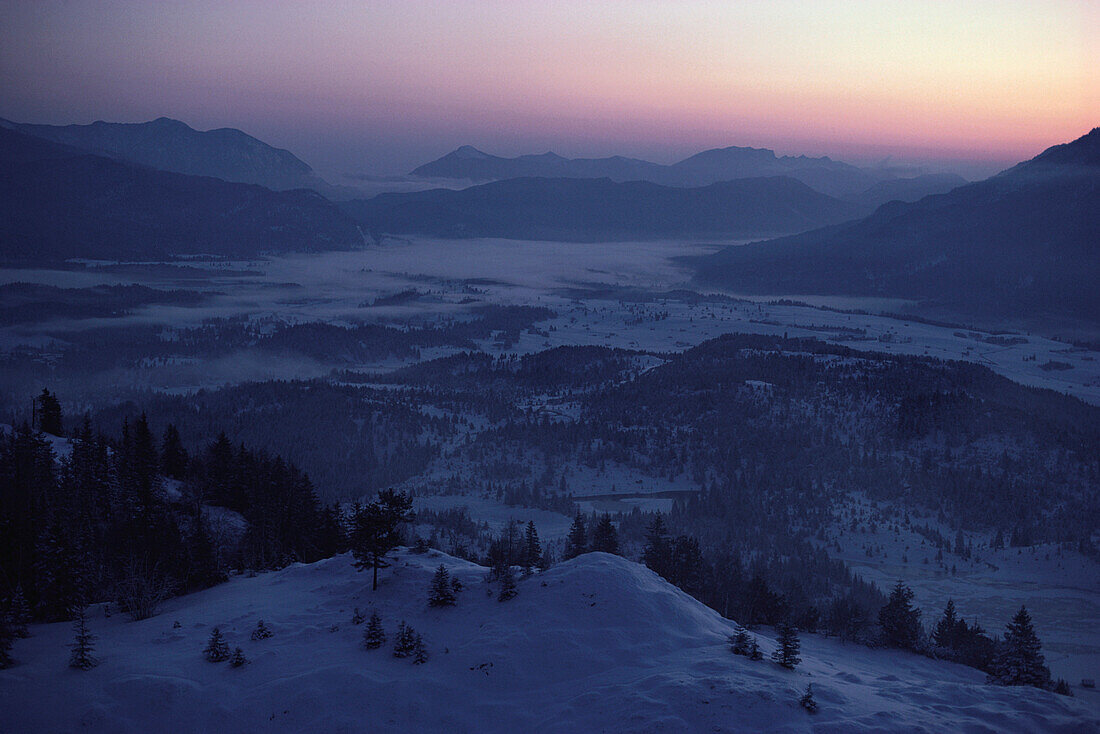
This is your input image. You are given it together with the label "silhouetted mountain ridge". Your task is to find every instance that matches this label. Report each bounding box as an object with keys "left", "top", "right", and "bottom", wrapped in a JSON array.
[
  {"left": 342, "top": 174, "right": 862, "bottom": 241},
  {"left": 692, "top": 128, "right": 1100, "bottom": 325},
  {"left": 0, "top": 127, "right": 363, "bottom": 262}
]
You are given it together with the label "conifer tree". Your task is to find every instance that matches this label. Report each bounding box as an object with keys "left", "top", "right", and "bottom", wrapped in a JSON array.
[
  {"left": 878, "top": 581, "right": 922, "bottom": 650},
  {"left": 989, "top": 606, "right": 1051, "bottom": 689},
  {"left": 250, "top": 620, "right": 273, "bottom": 640},
  {"left": 428, "top": 565, "right": 457, "bottom": 607},
  {"left": 393, "top": 621, "right": 417, "bottom": 658},
  {"left": 1053, "top": 678, "right": 1072, "bottom": 696},
  {"left": 412, "top": 634, "right": 428, "bottom": 665},
  {"left": 498, "top": 565, "right": 518, "bottom": 602},
  {"left": 799, "top": 684, "right": 818, "bottom": 713},
  {"left": 0, "top": 609, "right": 14, "bottom": 669},
  {"left": 68, "top": 604, "right": 97, "bottom": 670},
  {"left": 932, "top": 599, "right": 959, "bottom": 649},
  {"left": 8, "top": 587, "right": 30, "bottom": 638},
  {"left": 729, "top": 626, "right": 752, "bottom": 656},
  {"left": 230, "top": 647, "right": 248, "bottom": 668},
  {"left": 364, "top": 611, "right": 386, "bottom": 649},
  {"left": 523, "top": 521, "right": 543, "bottom": 571},
  {"left": 642, "top": 515, "right": 672, "bottom": 579},
  {"left": 161, "top": 424, "right": 189, "bottom": 479},
  {"left": 36, "top": 388, "right": 63, "bottom": 436},
  {"left": 351, "top": 607, "right": 365, "bottom": 625},
  {"left": 351, "top": 490, "right": 414, "bottom": 591},
  {"left": 748, "top": 636, "right": 763, "bottom": 661},
  {"left": 204, "top": 627, "right": 231, "bottom": 662},
  {"left": 772, "top": 622, "right": 801, "bottom": 669},
  {"left": 590, "top": 514, "right": 619, "bottom": 554},
  {"left": 562, "top": 512, "right": 588, "bottom": 560}
]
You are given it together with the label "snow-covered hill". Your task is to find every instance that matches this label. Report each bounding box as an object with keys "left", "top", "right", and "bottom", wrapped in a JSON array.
[{"left": 2, "top": 551, "right": 1096, "bottom": 733}]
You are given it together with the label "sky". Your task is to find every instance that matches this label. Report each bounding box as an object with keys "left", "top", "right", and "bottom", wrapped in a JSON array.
[{"left": 0, "top": 0, "right": 1095, "bottom": 178}]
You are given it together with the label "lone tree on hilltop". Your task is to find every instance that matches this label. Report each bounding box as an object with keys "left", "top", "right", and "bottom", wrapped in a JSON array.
[{"left": 351, "top": 489, "right": 414, "bottom": 591}]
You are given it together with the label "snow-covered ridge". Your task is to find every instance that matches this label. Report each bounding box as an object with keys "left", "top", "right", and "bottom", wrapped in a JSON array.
[{"left": 2, "top": 550, "right": 1096, "bottom": 732}]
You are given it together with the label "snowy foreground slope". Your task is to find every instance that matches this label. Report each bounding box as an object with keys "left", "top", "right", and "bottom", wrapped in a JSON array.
[{"left": 2, "top": 552, "right": 1096, "bottom": 733}]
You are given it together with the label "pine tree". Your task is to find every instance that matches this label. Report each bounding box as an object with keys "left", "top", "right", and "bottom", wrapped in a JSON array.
[
  {"left": 204, "top": 627, "right": 231, "bottom": 662},
  {"left": 932, "top": 599, "right": 959, "bottom": 649},
  {"left": 250, "top": 620, "right": 273, "bottom": 640},
  {"left": 350, "top": 490, "right": 414, "bottom": 591},
  {"left": 990, "top": 606, "right": 1051, "bottom": 689},
  {"left": 393, "top": 621, "right": 417, "bottom": 658},
  {"left": 642, "top": 515, "right": 672, "bottom": 579},
  {"left": 590, "top": 514, "right": 619, "bottom": 554},
  {"left": 160, "top": 424, "right": 189, "bottom": 479},
  {"left": 230, "top": 647, "right": 248, "bottom": 668},
  {"left": 772, "top": 622, "right": 801, "bottom": 669},
  {"left": 412, "top": 634, "right": 428, "bottom": 665},
  {"left": 1053, "top": 678, "right": 1072, "bottom": 696},
  {"left": 0, "top": 609, "right": 14, "bottom": 669},
  {"left": 878, "top": 581, "right": 922, "bottom": 650},
  {"left": 523, "top": 521, "right": 543, "bottom": 571},
  {"left": 364, "top": 611, "right": 386, "bottom": 649},
  {"left": 562, "top": 512, "right": 588, "bottom": 560},
  {"left": 498, "top": 565, "right": 518, "bottom": 601},
  {"left": 68, "top": 605, "right": 97, "bottom": 670},
  {"left": 729, "top": 626, "right": 752, "bottom": 656},
  {"left": 351, "top": 607, "right": 365, "bottom": 625},
  {"left": 8, "top": 587, "right": 30, "bottom": 638},
  {"left": 36, "top": 388, "right": 63, "bottom": 436},
  {"left": 428, "top": 564, "right": 457, "bottom": 607},
  {"left": 799, "top": 684, "right": 818, "bottom": 713},
  {"left": 748, "top": 636, "right": 763, "bottom": 661}
]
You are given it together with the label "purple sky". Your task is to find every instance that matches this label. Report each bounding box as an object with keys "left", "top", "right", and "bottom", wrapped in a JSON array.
[{"left": 1, "top": 1, "right": 1095, "bottom": 178}]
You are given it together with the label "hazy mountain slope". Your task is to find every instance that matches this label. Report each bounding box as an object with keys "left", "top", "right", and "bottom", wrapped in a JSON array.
[
  {"left": 852, "top": 173, "right": 968, "bottom": 209},
  {"left": 0, "top": 127, "right": 363, "bottom": 262},
  {"left": 0, "top": 117, "right": 348, "bottom": 195},
  {"left": 342, "top": 175, "right": 862, "bottom": 241},
  {"left": 411, "top": 144, "right": 891, "bottom": 198},
  {"left": 2, "top": 550, "right": 1093, "bottom": 733},
  {"left": 693, "top": 128, "right": 1100, "bottom": 324}
]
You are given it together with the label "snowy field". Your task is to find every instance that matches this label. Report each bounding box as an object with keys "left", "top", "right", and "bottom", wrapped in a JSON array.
[
  {"left": 2, "top": 550, "right": 1096, "bottom": 733},
  {"left": 2, "top": 238, "right": 1098, "bottom": 403}
]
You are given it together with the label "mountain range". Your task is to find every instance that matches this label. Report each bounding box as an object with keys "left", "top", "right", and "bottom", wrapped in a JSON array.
[
  {"left": 0, "top": 127, "right": 363, "bottom": 262},
  {"left": 411, "top": 144, "right": 967, "bottom": 202},
  {"left": 0, "top": 117, "right": 352, "bottom": 196},
  {"left": 341, "top": 175, "right": 863, "bottom": 241},
  {"left": 692, "top": 128, "right": 1100, "bottom": 326}
]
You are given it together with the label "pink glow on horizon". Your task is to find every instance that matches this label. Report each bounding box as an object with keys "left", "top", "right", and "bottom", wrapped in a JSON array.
[{"left": 0, "top": 1, "right": 1095, "bottom": 175}]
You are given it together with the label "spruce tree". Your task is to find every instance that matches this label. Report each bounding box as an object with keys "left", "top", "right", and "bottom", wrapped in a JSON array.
[
  {"left": 204, "top": 627, "right": 231, "bottom": 662},
  {"left": 990, "top": 606, "right": 1051, "bottom": 689},
  {"left": 230, "top": 647, "right": 248, "bottom": 668},
  {"left": 642, "top": 515, "right": 672, "bottom": 579},
  {"left": 729, "top": 626, "right": 752, "bottom": 656},
  {"left": 590, "top": 514, "right": 619, "bottom": 554},
  {"left": 748, "top": 636, "right": 763, "bottom": 661},
  {"left": 523, "top": 521, "right": 543, "bottom": 571},
  {"left": 799, "top": 684, "right": 818, "bottom": 713},
  {"left": 161, "top": 424, "right": 189, "bottom": 479},
  {"left": 1053, "top": 678, "right": 1072, "bottom": 696},
  {"left": 498, "top": 565, "right": 518, "bottom": 601},
  {"left": 250, "top": 620, "right": 273, "bottom": 640},
  {"left": 412, "top": 634, "right": 428, "bottom": 665},
  {"left": 0, "top": 609, "right": 14, "bottom": 669},
  {"left": 932, "top": 599, "right": 959, "bottom": 649},
  {"left": 428, "top": 564, "right": 457, "bottom": 607},
  {"left": 350, "top": 490, "right": 414, "bottom": 591},
  {"left": 8, "top": 587, "right": 30, "bottom": 638},
  {"left": 36, "top": 388, "right": 63, "bottom": 436},
  {"left": 68, "top": 605, "right": 97, "bottom": 670},
  {"left": 393, "top": 621, "right": 417, "bottom": 658},
  {"left": 364, "top": 611, "right": 386, "bottom": 649},
  {"left": 772, "top": 622, "right": 801, "bottom": 669},
  {"left": 878, "top": 581, "right": 922, "bottom": 650},
  {"left": 562, "top": 512, "right": 588, "bottom": 560}
]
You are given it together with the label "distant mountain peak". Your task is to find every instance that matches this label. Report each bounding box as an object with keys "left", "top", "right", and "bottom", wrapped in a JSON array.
[{"left": 451, "top": 145, "right": 491, "bottom": 159}]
